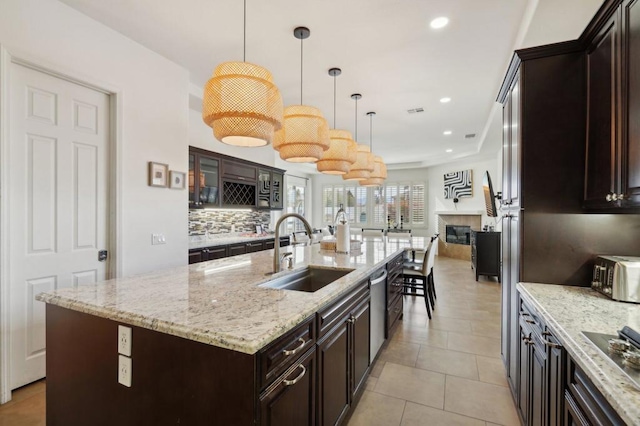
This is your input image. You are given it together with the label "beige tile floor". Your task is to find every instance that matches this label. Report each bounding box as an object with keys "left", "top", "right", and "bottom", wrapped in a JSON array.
[
  {"left": 347, "top": 256, "right": 520, "bottom": 426},
  {"left": 0, "top": 256, "right": 518, "bottom": 426}
]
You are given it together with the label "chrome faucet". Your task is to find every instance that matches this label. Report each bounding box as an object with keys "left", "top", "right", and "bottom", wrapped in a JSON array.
[{"left": 273, "top": 213, "right": 313, "bottom": 273}]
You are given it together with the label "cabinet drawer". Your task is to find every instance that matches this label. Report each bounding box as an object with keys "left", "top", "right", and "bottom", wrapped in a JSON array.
[
  {"left": 387, "top": 293, "right": 403, "bottom": 334},
  {"left": 259, "top": 316, "right": 316, "bottom": 390},
  {"left": 566, "top": 357, "right": 623, "bottom": 425},
  {"left": 387, "top": 274, "right": 403, "bottom": 302},
  {"left": 264, "top": 239, "right": 275, "bottom": 250},
  {"left": 228, "top": 244, "right": 247, "bottom": 257},
  {"left": 205, "top": 246, "right": 227, "bottom": 260},
  {"left": 188, "top": 251, "right": 203, "bottom": 264},
  {"left": 317, "top": 280, "right": 369, "bottom": 338},
  {"left": 246, "top": 241, "right": 263, "bottom": 253}
]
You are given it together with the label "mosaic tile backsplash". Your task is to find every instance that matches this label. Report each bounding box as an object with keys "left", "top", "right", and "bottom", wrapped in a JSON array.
[{"left": 189, "top": 209, "right": 271, "bottom": 236}]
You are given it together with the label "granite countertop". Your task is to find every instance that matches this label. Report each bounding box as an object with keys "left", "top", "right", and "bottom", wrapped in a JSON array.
[
  {"left": 189, "top": 233, "right": 281, "bottom": 250},
  {"left": 37, "top": 237, "right": 425, "bottom": 355},
  {"left": 518, "top": 283, "right": 640, "bottom": 425}
]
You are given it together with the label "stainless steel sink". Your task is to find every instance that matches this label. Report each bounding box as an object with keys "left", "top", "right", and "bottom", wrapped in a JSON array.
[{"left": 260, "top": 266, "right": 354, "bottom": 292}]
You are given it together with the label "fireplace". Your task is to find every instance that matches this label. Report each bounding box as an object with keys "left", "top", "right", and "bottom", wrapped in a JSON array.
[{"left": 445, "top": 225, "right": 471, "bottom": 245}]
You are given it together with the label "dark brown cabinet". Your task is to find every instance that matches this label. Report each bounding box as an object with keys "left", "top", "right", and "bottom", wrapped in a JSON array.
[
  {"left": 260, "top": 348, "right": 316, "bottom": 426},
  {"left": 385, "top": 253, "right": 404, "bottom": 336},
  {"left": 584, "top": 9, "right": 622, "bottom": 208},
  {"left": 584, "top": 0, "right": 640, "bottom": 209},
  {"left": 189, "top": 146, "right": 285, "bottom": 209},
  {"left": 470, "top": 230, "right": 501, "bottom": 281},
  {"left": 258, "top": 169, "right": 285, "bottom": 210},
  {"left": 565, "top": 357, "right": 624, "bottom": 425},
  {"left": 189, "top": 150, "right": 220, "bottom": 208},
  {"left": 316, "top": 280, "right": 370, "bottom": 426},
  {"left": 517, "top": 296, "right": 567, "bottom": 426},
  {"left": 228, "top": 243, "right": 247, "bottom": 257}
]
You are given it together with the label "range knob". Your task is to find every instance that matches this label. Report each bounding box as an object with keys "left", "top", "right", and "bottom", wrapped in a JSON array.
[
  {"left": 603, "top": 287, "right": 612, "bottom": 295},
  {"left": 606, "top": 192, "right": 613, "bottom": 202}
]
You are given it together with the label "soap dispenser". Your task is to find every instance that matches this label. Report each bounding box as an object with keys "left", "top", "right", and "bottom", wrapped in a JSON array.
[{"left": 334, "top": 204, "right": 350, "bottom": 254}]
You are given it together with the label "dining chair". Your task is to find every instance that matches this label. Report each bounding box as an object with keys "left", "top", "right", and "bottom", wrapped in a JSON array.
[{"left": 402, "top": 240, "right": 435, "bottom": 319}]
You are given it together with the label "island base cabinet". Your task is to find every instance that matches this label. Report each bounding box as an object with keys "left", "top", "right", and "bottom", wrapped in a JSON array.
[
  {"left": 317, "top": 321, "right": 350, "bottom": 426},
  {"left": 260, "top": 348, "right": 316, "bottom": 426},
  {"left": 46, "top": 305, "right": 256, "bottom": 426}
]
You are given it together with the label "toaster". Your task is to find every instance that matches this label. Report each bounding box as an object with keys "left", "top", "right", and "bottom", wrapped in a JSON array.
[{"left": 592, "top": 256, "right": 640, "bottom": 303}]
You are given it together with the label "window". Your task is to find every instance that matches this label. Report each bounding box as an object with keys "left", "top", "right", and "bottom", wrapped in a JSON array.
[
  {"left": 322, "top": 182, "right": 425, "bottom": 227},
  {"left": 285, "top": 177, "right": 307, "bottom": 233},
  {"left": 323, "top": 184, "right": 366, "bottom": 224}
]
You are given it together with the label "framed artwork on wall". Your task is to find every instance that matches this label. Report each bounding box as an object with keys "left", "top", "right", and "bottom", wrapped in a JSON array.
[
  {"left": 444, "top": 169, "right": 473, "bottom": 199},
  {"left": 148, "top": 161, "right": 169, "bottom": 187},
  {"left": 169, "top": 171, "right": 186, "bottom": 190}
]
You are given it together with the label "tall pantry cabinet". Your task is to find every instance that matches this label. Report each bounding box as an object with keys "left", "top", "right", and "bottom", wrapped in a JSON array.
[{"left": 499, "top": 0, "right": 640, "bottom": 424}]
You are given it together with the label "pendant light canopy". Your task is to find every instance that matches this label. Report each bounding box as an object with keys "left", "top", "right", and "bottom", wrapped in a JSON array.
[
  {"left": 360, "top": 111, "right": 388, "bottom": 187},
  {"left": 343, "top": 94, "right": 374, "bottom": 181},
  {"left": 317, "top": 68, "right": 357, "bottom": 174},
  {"left": 202, "top": 0, "right": 283, "bottom": 147},
  {"left": 274, "top": 27, "right": 330, "bottom": 162}
]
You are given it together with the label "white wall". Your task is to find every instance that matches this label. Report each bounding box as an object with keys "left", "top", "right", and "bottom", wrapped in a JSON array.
[
  {"left": 0, "top": 0, "right": 189, "bottom": 276},
  {"left": 311, "top": 156, "right": 499, "bottom": 236}
]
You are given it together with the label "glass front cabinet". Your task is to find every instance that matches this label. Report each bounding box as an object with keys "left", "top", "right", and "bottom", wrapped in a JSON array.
[{"left": 189, "top": 151, "right": 220, "bottom": 208}]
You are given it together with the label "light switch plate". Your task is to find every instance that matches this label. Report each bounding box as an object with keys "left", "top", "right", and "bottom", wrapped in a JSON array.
[
  {"left": 118, "top": 325, "right": 131, "bottom": 356},
  {"left": 118, "top": 355, "right": 132, "bottom": 387}
]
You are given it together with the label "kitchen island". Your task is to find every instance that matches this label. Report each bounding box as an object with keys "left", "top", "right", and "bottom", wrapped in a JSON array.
[
  {"left": 37, "top": 237, "right": 423, "bottom": 425},
  {"left": 518, "top": 283, "right": 640, "bottom": 425}
]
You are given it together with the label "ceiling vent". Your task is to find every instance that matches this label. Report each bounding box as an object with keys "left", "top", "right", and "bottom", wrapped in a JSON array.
[
  {"left": 407, "top": 107, "right": 424, "bottom": 114},
  {"left": 465, "top": 133, "right": 476, "bottom": 139}
]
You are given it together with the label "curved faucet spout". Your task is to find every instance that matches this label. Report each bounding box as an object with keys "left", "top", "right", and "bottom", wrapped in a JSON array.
[{"left": 273, "top": 213, "right": 313, "bottom": 273}]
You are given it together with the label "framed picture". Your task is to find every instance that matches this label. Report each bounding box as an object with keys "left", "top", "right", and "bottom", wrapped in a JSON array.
[
  {"left": 169, "top": 171, "right": 186, "bottom": 190},
  {"left": 444, "top": 169, "right": 473, "bottom": 199},
  {"left": 148, "top": 161, "right": 169, "bottom": 187}
]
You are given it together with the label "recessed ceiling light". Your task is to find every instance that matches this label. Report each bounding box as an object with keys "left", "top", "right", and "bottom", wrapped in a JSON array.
[
  {"left": 446, "top": 149, "right": 453, "bottom": 153},
  {"left": 430, "top": 17, "right": 449, "bottom": 29},
  {"left": 443, "top": 130, "right": 452, "bottom": 135},
  {"left": 440, "top": 97, "right": 451, "bottom": 103}
]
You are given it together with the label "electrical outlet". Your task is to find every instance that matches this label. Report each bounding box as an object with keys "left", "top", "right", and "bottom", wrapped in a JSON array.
[
  {"left": 152, "top": 233, "right": 166, "bottom": 245},
  {"left": 118, "top": 355, "right": 132, "bottom": 387},
  {"left": 118, "top": 325, "right": 132, "bottom": 356}
]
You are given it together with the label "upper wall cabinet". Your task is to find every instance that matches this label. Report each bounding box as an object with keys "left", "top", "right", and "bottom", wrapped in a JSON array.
[
  {"left": 189, "top": 151, "right": 220, "bottom": 208},
  {"left": 189, "top": 146, "right": 285, "bottom": 210},
  {"left": 584, "top": 0, "right": 640, "bottom": 210}
]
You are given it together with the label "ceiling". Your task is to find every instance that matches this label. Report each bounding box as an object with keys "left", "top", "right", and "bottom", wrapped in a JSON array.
[{"left": 60, "top": 0, "right": 538, "bottom": 168}]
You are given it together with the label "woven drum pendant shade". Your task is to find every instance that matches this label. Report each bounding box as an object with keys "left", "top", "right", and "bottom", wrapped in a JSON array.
[
  {"left": 277, "top": 105, "right": 330, "bottom": 163},
  {"left": 360, "top": 156, "right": 387, "bottom": 186},
  {"left": 343, "top": 145, "right": 375, "bottom": 181},
  {"left": 317, "top": 129, "right": 357, "bottom": 174},
  {"left": 202, "top": 61, "right": 283, "bottom": 147}
]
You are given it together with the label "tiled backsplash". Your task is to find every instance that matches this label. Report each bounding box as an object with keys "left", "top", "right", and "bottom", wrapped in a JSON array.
[{"left": 189, "top": 209, "right": 271, "bottom": 236}]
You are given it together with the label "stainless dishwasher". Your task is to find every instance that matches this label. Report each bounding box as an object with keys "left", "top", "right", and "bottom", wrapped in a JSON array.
[{"left": 370, "top": 268, "right": 388, "bottom": 360}]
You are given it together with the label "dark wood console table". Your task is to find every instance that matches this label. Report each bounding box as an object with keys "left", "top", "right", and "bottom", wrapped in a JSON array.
[{"left": 470, "top": 230, "right": 501, "bottom": 281}]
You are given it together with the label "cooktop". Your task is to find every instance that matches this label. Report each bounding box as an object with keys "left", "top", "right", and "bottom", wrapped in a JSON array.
[{"left": 582, "top": 330, "right": 640, "bottom": 389}]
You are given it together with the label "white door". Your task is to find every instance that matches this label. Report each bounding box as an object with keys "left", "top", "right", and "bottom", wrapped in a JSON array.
[{"left": 9, "top": 62, "right": 110, "bottom": 389}]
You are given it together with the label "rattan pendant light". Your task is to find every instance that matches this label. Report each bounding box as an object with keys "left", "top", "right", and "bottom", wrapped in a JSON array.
[
  {"left": 274, "top": 27, "right": 330, "bottom": 163},
  {"left": 202, "top": 0, "right": 283, "bottom": 147},
  {"left": 343, "top": 94, "right": 375, "bottom": 181},
  {"left": 316, "top": 68, "right": 357, "bottom": 174},
  {"left": 360, "top": 111, "right": 388, "bottom": 187}
]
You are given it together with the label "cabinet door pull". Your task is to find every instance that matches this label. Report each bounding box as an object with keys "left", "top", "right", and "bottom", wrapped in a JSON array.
[
  {"left": 283, "top": 364, "right": 306, "bottom": 386},
  {"left": 282, "top": 337, "right": 306, "bottom": 357},
  {"left": 525, "top": 319, "right": 536, "bottom": 324},
  {"left": 544, "top": 340, "right": 562, "bottom": 349}
]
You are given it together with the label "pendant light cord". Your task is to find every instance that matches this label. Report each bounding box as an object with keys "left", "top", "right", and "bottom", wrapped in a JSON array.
[
  {"left": 333, "top": 75, "right": 337, "bottom": 128},
  {"left": 370, "top": 113, "right": 373, "bottom": 151},
  {"left": 300, "top": 36, "right": 304, "bottom": 104},
  {"left": 354, "top": 97, "right": 358, "bottom": 141},
  {"left": 243, "top": 0, "right": 246, "bottom": 62}
]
